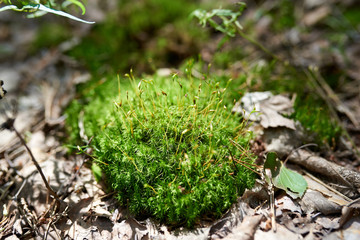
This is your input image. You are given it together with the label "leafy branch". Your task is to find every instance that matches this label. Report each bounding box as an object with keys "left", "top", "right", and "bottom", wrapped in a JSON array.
[{"left": 0, "top": 0, "right": 94, "bottom": 24}]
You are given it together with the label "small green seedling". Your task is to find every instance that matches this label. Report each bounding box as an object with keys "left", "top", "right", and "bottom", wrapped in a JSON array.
[
  {"left": 191, "top": 4, "right": 245, "bottom": 37},
  {"left": 264, "top": 152, "right": 307, "bottom": 199}
]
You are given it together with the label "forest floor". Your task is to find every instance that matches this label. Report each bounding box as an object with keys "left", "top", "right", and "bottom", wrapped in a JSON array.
[{"left": 0, "top": 0, "right": 360, "bottom": 239}]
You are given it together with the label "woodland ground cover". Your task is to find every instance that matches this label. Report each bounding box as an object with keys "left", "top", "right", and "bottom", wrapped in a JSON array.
[{"left": 0, "top": 0, "right": 359, "bottom": 239}]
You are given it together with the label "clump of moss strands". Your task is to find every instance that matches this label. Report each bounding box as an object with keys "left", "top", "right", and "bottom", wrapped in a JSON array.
[{"left": 66, "top": 70, "right": 257, "bottom": 227}]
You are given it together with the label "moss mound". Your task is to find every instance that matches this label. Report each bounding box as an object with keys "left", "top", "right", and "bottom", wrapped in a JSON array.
[{"left": 66, "top": 71, "right": 256, "bottom": 227}]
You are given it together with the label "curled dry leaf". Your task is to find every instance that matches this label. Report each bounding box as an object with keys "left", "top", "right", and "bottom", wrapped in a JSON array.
[
  {"left": 209, "top": 201, "right": 254, "bottom": 239},
  {"left": 275, "top": 195, "right": 302, "bottom": 214},
  {"left": 233, "top": 92, "right": 296, "bottom": 130},
  {"left": 259, "top": 95, "right": 295, "bottom": 130},
  {"left": 224, "top": 215, "right": 263, "bottom": 240},
  {"left": 339, "top": 197, "right": 360, "bottom": 228}
]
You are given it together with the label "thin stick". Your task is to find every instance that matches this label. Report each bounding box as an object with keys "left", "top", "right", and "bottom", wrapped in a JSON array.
[
  {"left": 270, "top": 187, "right": 276, "bottom": 232},
  {"left": 13, "top": 127, "right": 59, "bottom": 200},
  {"left": 303, "top": 170, "right": 352, "bottom": 202},
  {"left": 283, "top": 143, "right": 318, "bottom": 165}
]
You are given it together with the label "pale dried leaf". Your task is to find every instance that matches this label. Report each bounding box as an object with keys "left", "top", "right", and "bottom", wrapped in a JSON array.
[
  {"left": 254, "top": 223, "right": 299, "bottom": 240},
  {"left": 315, "top": 216, "right": 340, "bottom": 229},
  {"left": 276, "top": 195, "right": 302, "bottom": 214},
  {"left": 112, "top": 220, "right": 133, "bottom": 240},
  {"left": 303, "top": 175, "right": 350, "bottom": 206},
  {"left": 324, "top": 217, "right": 360, "bottom": 240},
  {"left": 259, "top": 95, "right": 295, "bottom": 130},
  {"left": 224, "top": 215, "right": 262, "bottom": 240},
  {"left": 209, "top": 201, "right": 252, "bottom": 239},
  {"left": 233, "top": 92, "right": 296, "bottom": 129},
  {"left": 300, "top": 190, "right": 342, "bottom": 215},
  {"left": 232, "top": 91, "right": 273, "bottom": 121}
]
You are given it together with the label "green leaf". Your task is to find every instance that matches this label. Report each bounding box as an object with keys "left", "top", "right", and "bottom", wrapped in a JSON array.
[
  {"left": 0, "top": 4, "right": 95, "bottom": 24},
  {"left": 91, "top": 162, "right": 102, "bottom": 182},
  {"left": 264, "top": 152, "right": 307, "bottom": 198},
  {"left": 191, "top": 7, "right": 244, "bottom": 37},
  {"left": 264, "top": 152, "right": 280, "bottom": 170},
  {"left": 62, "top": 0, "right": 86, "bottom": 15}
]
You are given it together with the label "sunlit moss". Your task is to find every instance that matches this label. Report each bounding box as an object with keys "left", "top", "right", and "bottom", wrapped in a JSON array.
[{"left": 65, "top": 69, "right": 256, "bottom": 227}]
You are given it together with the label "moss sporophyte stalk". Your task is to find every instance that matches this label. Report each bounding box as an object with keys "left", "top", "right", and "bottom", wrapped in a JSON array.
[{"left": 66, "top": 72, "right": 257, "bottom": 227}]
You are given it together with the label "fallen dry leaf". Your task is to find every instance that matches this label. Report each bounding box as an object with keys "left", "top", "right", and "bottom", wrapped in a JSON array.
[
  {"left": 275, "top": 195, "right": 302, "bottom": 214},
  {"left": 300, "top": 190, "right": 342, "bottom": 215},
  {"left": 209, "top": 201, "right": 253, "bottom": 239},
  {"left": 233, "top": 92, "right": 296, "bottom": 130},
  {"left": 325, "top": 216, "right": 360, "bottom": 240},
  {"left": 303, "top": 174, "right": 350, "bottom": 206},
  {"left": 254, "top": 223, "right": 300, "bottom": 240},
  {"left": 259, "top": 95, "right": 295, "bottom": 130},
  {"left": 224, "top": 215, "right": 263, "bottom": 240},
  {"left": 315, "top": 216, "right": 340, "bottom": 230}
]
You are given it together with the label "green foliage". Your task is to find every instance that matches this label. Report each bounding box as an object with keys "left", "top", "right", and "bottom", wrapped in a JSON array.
[
  {"left": 264, "top": 152, "right": 307, "bottom": 199},
  {"left": 66, "top": 70, "right": 256, "bottom": 227},
  {"left": 68, "top": 0, "right": 206, "bottom": 75},
  {"left": 343, "top": 7, "right": 360, "bottom": 28},
  {"left": 292, "top": 96, "right": 341, "bottom": 148},
  {"left": 268, "top": 0, "right": 296, "bottom": 31},
  {"left": 0, "top": 0, "right": 93, "bottom": 23},
  {"left": 191, "top": 4, "right": 246, "bottom": 37},
  {"left": 31, "top": 23, "right": 71, "bottom": 51},
  {"left": 191, "top": 3, "right": 342, "bottom": 148},
  {"left": 91, "top": 162, "right": 102, "bottom": 182}
]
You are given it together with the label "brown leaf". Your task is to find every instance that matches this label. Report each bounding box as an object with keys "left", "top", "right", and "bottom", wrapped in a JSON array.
[
  {"left": 300, "top": 190, "right": 342, "bottom": 215},
  {"left": 56, "top": 197, "right": 93, "bottom": 231},
  {"left": 233, "top": 92, "right": 296, "bottom": 130},
  {"left": 259, "top": 95, "right": 295, "bottom": 130},
  {"left": 224, "top": 215, "right": 263, "bottom": 240}
]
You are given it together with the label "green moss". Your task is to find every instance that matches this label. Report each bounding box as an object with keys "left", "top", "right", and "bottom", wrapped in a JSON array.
[
  {"left": 65, "top": 72, "right": 256, "bottom": 227},
  {"left": 292, "top": 96, "right": 341, "bottom": 148},
  {"left": 68, "top": 0, "right": 207, "bottom": 75},
  {"left": 343, "top": 7, "right": 360, "bottom": 28},
  {"left": 31, "top": 23, "right": 71, "bottom": 51},
  {"left": 269, "top": 0, "right": 296, "bottom": 31}
]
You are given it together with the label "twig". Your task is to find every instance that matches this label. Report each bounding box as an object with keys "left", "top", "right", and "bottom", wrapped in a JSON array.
[
  {"left": 12, "top": 127, "right": 60, "bottom": 201},
  {"left": 303, "top": 170, "right": 352, "bottom": 202},
  {"left": 1, "top": 98, "right": 60, "bottom": 202},
  {"left": 269, "top": 185, "right": 276, "bottom": 232},
  {"left": 0, "top": 180, "right": 14, "bottom": 201},
  {"left": 283, "top": 143, "right": 318, "bottom": 165},
  {"left": 13, "top": 176, "right": 27, "bottom": 200}
]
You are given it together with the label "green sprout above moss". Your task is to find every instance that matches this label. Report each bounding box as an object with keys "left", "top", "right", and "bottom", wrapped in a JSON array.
[{"left": 66, "top": 69, "right": 257, "bottom": 227}]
